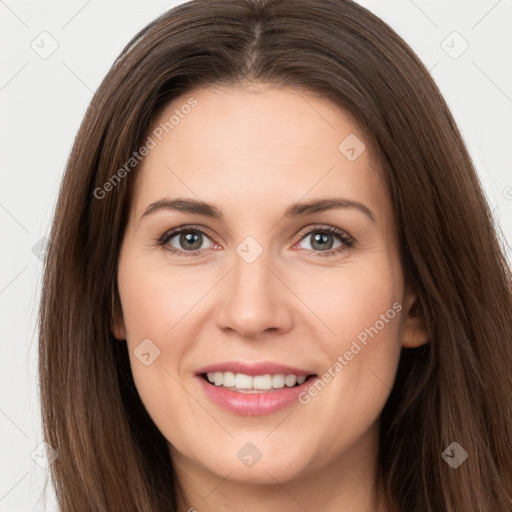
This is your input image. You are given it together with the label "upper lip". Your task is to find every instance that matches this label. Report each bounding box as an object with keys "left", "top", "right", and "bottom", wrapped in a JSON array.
[{"left": 195, "top": 361, "right": 316, "bottom": 377}]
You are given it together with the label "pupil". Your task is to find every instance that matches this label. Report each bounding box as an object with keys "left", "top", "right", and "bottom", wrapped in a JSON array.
[
  {"left": 181, "top": 231, "right": 202, "bottom": 250},
  {"left": 312, "top": 232, "right": 333, "bottom": 251}
]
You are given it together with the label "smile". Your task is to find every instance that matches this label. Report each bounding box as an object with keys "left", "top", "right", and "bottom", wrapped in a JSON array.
[
  {"left": 195, "top": 362, "right": 319, "bottom": 415},
  {"left": 204, "top": 371, "right": 309, "bottom": 392}
]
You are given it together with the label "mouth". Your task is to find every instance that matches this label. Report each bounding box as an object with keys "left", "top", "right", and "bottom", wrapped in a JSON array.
[
  {"left": 199, "top": 371, "right": 318, "bottom": 393},
  {"left": 194, "top": 362, "right": 319, "bottom": 415},
  {"left": 194, "top": 361, "right": 319, "bottom": 414}
]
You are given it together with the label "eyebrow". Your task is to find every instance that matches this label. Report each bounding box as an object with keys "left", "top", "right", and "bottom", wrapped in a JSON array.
[{"left": 141, "top": 197, "right": 376, "bottom": 224}]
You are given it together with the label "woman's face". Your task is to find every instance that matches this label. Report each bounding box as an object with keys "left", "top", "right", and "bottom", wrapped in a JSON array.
[{"left": 114, "top": 83, "right": 425, "bottom": 485}]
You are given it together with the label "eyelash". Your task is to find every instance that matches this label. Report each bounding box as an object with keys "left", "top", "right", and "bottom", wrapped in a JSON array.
[{"left": 155, "top": 224, "right": 355, "bottom": 258}]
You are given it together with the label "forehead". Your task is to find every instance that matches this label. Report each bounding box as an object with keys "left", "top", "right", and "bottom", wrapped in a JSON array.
[{"left": 130, "top": 84, "right": 388, "bottom": 224}]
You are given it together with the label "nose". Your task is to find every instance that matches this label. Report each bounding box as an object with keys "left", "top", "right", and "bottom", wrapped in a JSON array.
[{"left": 214, "top": 244, "right": 293, "bottom": 339}]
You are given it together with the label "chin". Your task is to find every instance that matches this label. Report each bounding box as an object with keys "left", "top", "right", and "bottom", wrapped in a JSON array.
[
  {"left": 197, "top": 441, "right": 314, "bottom": 484},
  {"left": 212, "top": 458, "right": 307, "bottom": 485}
]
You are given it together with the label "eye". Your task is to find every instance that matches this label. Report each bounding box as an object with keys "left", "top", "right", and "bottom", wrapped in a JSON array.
[
  {"left": 156, "top": 224, "right": 354, "bottom": 258},
  {"left": 157, "top": 225, "right": 218, "bottom": 257},
  {"left": 294, "top": 225, "right": 354, "bottom": 257}
]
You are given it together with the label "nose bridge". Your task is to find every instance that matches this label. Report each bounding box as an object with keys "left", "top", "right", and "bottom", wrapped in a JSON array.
[
  {"left": 233, "top": 240, "right": 271, "bottom": 296},
  {"left": 215, "top": 234, "right": 292, "bottom": 336},
  {"left": 231, "top": 237, "right": 276, "bottom": 310}
]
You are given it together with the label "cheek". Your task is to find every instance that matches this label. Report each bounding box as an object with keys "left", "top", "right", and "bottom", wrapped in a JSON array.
[
  {"left": 117, "top": 272, "right": 197, "bottom": 446},
  {"left": 117, "top": 256, "right": 203, "bottom": 342},
  {"left": 116, "top": 259, "right": 188, "bottom": 406},
  {"left": 298, "top": 259, "right": 403, "bottom": 413},
  {"left": 292, "top": 258, "right": 401, "bottom": 351}
]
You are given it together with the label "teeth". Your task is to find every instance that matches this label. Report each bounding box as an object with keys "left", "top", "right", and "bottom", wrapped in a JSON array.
[
  {"left": 272, "top": 374, "right": 285, "bottom": 389},
  {"left": 222, "top": 371, "right": 235, "bottom": 387},
  {"left": 205, "top": 372, "right": 309, "bottom": 391},
  {"left": 253, "top": 374, "right": 272, "bottom": 390},
  {"left": 285, "top": 375, "right": 297, "bottom": 387},
  {"left": 235, "top": 373, "right": 252, "bottom": 389}
]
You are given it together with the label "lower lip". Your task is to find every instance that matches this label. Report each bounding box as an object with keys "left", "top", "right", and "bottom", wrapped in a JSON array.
[{"left": 196, "top": 375, "right": 317, "bottom": 415}]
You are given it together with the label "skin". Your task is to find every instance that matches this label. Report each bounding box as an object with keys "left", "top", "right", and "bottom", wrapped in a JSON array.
[{"left": 113, "top": 83, "right": 428, "bottom": 512}]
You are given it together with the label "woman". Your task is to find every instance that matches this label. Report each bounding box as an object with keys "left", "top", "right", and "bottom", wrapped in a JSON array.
[{"left": 38, "top": 0, "right": 512, "bottom": 510}]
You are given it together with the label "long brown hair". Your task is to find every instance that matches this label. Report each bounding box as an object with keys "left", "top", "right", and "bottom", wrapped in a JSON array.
[{"left": 38, "top": 0, "right": 512, "bottom": 510}]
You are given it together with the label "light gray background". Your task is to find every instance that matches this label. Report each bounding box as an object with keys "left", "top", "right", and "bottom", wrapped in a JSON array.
[{"left": 1, "top": 1, "right": 511, "bottom": 510}]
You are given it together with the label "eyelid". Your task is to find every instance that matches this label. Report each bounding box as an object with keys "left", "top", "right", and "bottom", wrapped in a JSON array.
[
  {"left": 295, "top": 223, "right": 349, "bottom": 240},
  {"left": 293, "top": 224, "right": 354, "bottom": 255},
  {"left": 158, "top": 224, "right": 218, "bottom": 250},
  {"left": 161, "top": 224, "right": 218, "bottom": 242}
]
